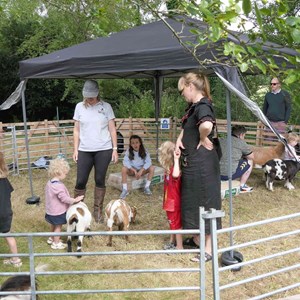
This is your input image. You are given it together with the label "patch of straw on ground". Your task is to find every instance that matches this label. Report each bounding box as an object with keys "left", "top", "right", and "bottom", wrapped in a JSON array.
[{"left": 1, "top": 163, "right": 300, "bottom": 299}]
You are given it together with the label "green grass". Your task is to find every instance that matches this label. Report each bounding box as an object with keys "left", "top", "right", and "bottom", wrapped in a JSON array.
[{"left": 1, "top": 164, "right": 300, "bottom": 299}]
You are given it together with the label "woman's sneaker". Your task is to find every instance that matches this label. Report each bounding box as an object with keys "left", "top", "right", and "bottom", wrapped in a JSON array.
[
  {"left": 240, "top": 184, "right": 253, "bottom": 193},
  {"left": 120, "top": 189, "right": 129, "bottom": 199},
  {"left": 51, "top": 242, "right": 67, "bottom": 250},
  {"left": 144, "top": 187, "right": 152, "bottom": 195}
]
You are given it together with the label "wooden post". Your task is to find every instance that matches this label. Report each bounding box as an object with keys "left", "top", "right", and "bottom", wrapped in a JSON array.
[
  {"left": 172, "top": 117, "right": 178, "bottom": 142},
  {"left": 45, "top": 119, "right": 49, "bottom": 155},
  {"left": 0, "top": 122, "right": 3, "bottom": 151},
  {"left": 256, "top": 121, "right": 263, "bottom": 146},
  {"left": 168, "top": 117, "right": 173, "bottom": 140},
  {"left": 129, "top": 117, "right": 133, "bottom": 136}
]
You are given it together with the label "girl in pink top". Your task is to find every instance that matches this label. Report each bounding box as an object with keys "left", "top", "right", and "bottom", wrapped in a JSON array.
[{"left": 45, "top": 158, "right": 83, "bottom": 250}]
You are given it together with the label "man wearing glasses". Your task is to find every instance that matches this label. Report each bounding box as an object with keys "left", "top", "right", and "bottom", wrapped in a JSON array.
[{"left": 263, "top": 77, "right": 291, "bottom": 137}]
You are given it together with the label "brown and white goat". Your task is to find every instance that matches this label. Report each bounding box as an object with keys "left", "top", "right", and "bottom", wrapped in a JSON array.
[
  {"left": 251, "top": 142, "right": 285, "bottom": 167},
  {"left": 105, "top": 199, "right": 137, "bottom": 247},
  {"left": 66, "top": 201, "right": 92, "bottom": 257}
]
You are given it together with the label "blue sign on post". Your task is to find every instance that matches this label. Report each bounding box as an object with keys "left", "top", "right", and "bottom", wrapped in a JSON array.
[{"left": 160, "top": 118, "right": 170, "bottom": 130}]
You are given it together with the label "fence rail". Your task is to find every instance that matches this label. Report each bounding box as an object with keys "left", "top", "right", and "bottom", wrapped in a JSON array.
[
  {"left": 1, "top": 210, "right": 300, "bottom": 299},
  {"left": 0, "top": 229, "right": 202, "bottom": 299},
  {"left": 1, "top": 118, "right": 299, "bottom": 173},
  {"left": 213, "top": 211, "right": 300, "bottom": 299}
]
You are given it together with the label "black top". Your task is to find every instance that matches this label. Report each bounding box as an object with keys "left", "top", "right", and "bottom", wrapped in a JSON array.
[
  {"left": 179, "top": 97, "right": 221, "bottom": 232},
  {"left": 182, "top": 97, "right": 215, "bottom": 156},
  {"left": 0, "top": 178, "right": 14, "bottom": 233}
]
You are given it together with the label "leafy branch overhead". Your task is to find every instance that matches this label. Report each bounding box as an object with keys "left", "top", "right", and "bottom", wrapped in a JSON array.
[{"left": 133, "top": 0, "right": 300, "bottom": 86}]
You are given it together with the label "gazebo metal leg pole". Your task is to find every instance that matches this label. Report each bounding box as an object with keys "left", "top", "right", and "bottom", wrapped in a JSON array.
[
  {"left": 21, "top": 83, "right": 40, "bottom": 204},
  {"left": 225, "top": 88, "right": 233, "bottom": 247},
  {"left": 154, "top": 72, "right": 163, "bottom": 161},
  {"left": 21, "top": 82, "right": 33, "bottom": 196},
  {"left": 220, "top": 87, "right": 243, "bottom": 272}
]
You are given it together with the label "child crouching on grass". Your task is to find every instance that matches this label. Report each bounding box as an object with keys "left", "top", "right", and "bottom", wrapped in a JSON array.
[
  {"left": 158, "top": 141, "right": 183, "bottom": 250},
  {"left": 45, "top": 158, "right": 83, "bottom": 250},
  {"left": 0, "top": 152, "right": 22, "bottom": 267}
]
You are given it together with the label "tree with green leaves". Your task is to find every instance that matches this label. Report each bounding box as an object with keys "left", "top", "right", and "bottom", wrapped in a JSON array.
[
  {"left": 1, "top": 0, "right": 299, "bottom": 123},
  {"left": 131, "top": 0, "right": 300, "bottom": 105},
  {"left": 0, "top": 0, "right": 143, "bottom": 121}
]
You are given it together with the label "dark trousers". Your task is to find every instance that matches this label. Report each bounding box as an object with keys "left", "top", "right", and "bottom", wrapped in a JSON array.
[{"left": 75, "top": 150, "right": 112, "bottom": 190}]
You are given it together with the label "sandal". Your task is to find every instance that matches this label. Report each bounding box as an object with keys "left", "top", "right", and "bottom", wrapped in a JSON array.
[
  {"left": 3, "top": 258, "right": 22, "bottom": 267},
  {"left": 190, "top": 252, "right": 212, "bottom": 263},
  {"left": 183, "top": 237, "right": 199, "bottom": 248},
  {"left": 205, "top": 252, "right": 212, "bottom": 262},
  {"left": 163, "top": 242, "right": 176, "bottom": 250},
  {"left": 47, "top": 237, "right": 53, "bottom": 245}
]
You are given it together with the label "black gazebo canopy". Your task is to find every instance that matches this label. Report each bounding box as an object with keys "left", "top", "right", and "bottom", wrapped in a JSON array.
[{"left": 19, "top": 16, "right": 297, "bottom": 80}]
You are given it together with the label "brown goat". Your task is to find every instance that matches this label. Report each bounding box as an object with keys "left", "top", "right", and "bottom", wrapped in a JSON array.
[{"left": 251, "top": 142, "right": 285, "bottom": 166}]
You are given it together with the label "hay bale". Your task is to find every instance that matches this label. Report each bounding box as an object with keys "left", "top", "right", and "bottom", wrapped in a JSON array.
[{"left": 107, "top": 166, "right": 164, "bottom": 191}]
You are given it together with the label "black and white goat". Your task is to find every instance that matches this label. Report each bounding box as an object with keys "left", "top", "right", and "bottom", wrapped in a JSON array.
[
  {"left": 263, "top": 158, "right": 300, "bottom": 191},
  {"left": 66, "top": 201, "right": 92, "bottom": 257}
]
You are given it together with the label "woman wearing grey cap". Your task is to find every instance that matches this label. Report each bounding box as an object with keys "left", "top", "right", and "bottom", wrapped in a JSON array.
[{"left": 73, "top": 80, "right": 118, "bottom": 223}]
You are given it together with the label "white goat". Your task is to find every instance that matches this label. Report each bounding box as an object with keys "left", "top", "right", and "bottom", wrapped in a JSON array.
[
  {"left": 66, "top": 201, "right": 92, "bottom": 257},
  {"left": 105, "top": 199, "right": 137, "bottom": 247}
]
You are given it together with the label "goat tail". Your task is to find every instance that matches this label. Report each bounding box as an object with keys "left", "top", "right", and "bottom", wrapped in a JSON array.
[{"left": 69, "top": 213, "right": 79, "bottom": 225}]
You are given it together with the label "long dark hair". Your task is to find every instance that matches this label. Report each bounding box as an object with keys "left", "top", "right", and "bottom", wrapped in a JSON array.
[{"left": 129, "top": 135, "right": 146, "bottom": 160}]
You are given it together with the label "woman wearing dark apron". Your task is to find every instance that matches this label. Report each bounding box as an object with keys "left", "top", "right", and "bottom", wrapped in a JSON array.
[{"left": 176, "top": 72, "right": 221, "bottom": 262}]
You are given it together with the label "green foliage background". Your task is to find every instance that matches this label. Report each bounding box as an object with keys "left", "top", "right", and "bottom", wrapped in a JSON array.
[{"left": 0, "top": 0, "right": 299, "bottom": 124}]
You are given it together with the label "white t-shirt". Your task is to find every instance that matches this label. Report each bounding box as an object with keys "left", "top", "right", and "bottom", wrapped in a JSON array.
[{"left": 73, "top": 101, "right": 115, "bottom": 151}]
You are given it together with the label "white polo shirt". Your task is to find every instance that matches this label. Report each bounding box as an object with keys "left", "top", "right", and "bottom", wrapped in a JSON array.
[{"left": 73, "top": 101, "right": 115, "bottom": 151}]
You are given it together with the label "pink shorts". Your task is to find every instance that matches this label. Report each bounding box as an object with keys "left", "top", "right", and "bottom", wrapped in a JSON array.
[{"left": 166, "top": 210, "right": 182, "bottom": 230}]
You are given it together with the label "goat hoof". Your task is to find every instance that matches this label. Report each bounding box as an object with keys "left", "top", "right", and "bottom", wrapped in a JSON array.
[{"left": 76, "top": 250, "right": 82, "bottom": 259}]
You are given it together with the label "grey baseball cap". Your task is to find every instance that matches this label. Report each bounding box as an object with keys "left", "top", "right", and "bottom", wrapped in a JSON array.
[{"left": 82, "top": 80, "right": 99, "bottom": 98}]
